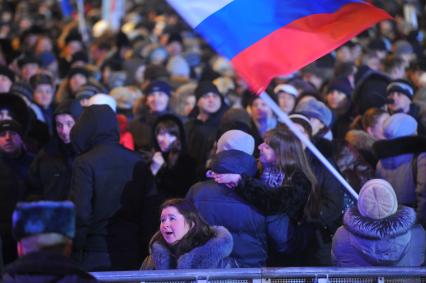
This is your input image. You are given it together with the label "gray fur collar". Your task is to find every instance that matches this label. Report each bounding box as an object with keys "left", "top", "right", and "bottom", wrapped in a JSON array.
[
  {"left": 344, "top": 206, "right": 416, "bottom": 239},
  {"left": 150, "top": 226, "right": 233, "bottom": 269}
]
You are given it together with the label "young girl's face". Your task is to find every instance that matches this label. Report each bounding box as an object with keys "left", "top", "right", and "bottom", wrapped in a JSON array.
[
  {"left": 160, "top": 206, "right": 191, "bottom": 245},
  {"left": 258, "top": 141, "right": 276, "bottom": 165},
  {"left": 156, "top": 129, "right": 177, "bottom": 152}
]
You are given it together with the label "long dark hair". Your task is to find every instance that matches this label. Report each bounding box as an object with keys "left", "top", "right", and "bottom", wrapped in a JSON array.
[
  {"left": 263, "top": 127, "right": 320, "bottom": 220},
  {"left": 154, "top": 118, "right": 182, "bottom": 168},
  {"left": 155, "top": 199, "right": 214, "bottom": 257}
]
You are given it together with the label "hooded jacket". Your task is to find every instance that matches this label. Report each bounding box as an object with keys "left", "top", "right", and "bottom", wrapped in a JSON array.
[
  {"left": 29, "top": 100, "right": 82, "bottom": 200},
  {"left": 187, "top": 150, "right": 269, "bottom": 267},
  {"left": 332, "top": 206, "right": 425, "bottom": 266},
  {"left": 141, "top": 226, "right": 236, "bottom": 269},
  {"left": 69, "top": 105, "right": 143, "bottom": 270},
  {"left": 373, "top": 136, "right": 426, "bottom": 227}
]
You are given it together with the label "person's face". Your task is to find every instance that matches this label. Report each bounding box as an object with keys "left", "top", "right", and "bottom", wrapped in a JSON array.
[
  {"left": 55, "top": 114, "right": 75, "bottom": 144},
  {"left": 156, "top": 129, "right": 177, "bottom": 152},
  {"left": 69, "top": 74, "right": 87, "bottom": 94},
  {"left": 251, "top": 98, "right": 272, "bottom": 121},
  {"left": 0, "top": 130, "right": 23, "bottom": 154},
  {"left": 0, "top": 75, "right": 12, "bottom": 93},
  {"left": 146, "top": 92, "right": 169, "bottom": 113},
  {"left": 183, "top": 95, "right": 195, "bottom": 116},
  {"left": 387, "top": 92, "right": 411, "bottom": 113},
  {"left": 367, "top": 113, "right": 390, "bottom": 140},
  {"left": 66, "top": 41, "right": 83, "bottom": 57},
  {"left": 21, "top": 63, "right": 39, "bottom": 81},
  {"left": 0, "top": 109, "right": 12, "bottom": 120},
  {"left": 326, "top": 90, "right": 348, "bottom": 110},
  {"left": 160, "top": 206, "right": 191, "bottom": 245},
  {"left": 197, "top": 92, "right": 221, "bottom": 115},
  {"left": 33, "top": 84, "right": 54, "bottom": 109},
  {"left": 258, "top": 142, "right": 276, "bottom": 165},
  {"left": 277, "top": 92, "right": 296, "bottom": 114}
]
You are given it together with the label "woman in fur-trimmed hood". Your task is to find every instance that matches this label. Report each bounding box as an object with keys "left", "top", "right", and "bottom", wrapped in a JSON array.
[
  {"left": 332, "top": 179, "right": 425, "bottom": 267},
  {"left": 141, "top": 199, "right": 237, "bottom": 269}
]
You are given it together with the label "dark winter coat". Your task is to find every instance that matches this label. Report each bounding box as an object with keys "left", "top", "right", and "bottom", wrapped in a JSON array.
[
  {"left": 373, "top": 136, "right": 426, "bottom": 227},
  {"left": 0, "top": 150, "right": 34, "bottom": 265},
  {"left": 2, "top": 251, "right": 98, "bottom": 283},
  {"left": 141, "top": 226, "right": 237, "bottom": 269},
  {"left": 185, "top": 105, "right": 228, "bottom": 179},
  {"left": 236, "top": 167, "right": 312, "bottom": 222},
  {"left": 69, "top": 105, "right": 143, "bottom": 271},
  {"left": 28, "top": 139, "right": 75, "bottom": 200},
  {"left": 151, "top": 114, "right": 197, "bottom": 199},
  {"left": 332, "top": 206, "right": 425, "bottom": 266},
  {"left": 186, "top": 150, "right": 270, "bottom": 267}
]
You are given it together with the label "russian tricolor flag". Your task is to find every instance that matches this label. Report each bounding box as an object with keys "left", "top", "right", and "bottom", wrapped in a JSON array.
[{"left": 167, "top": 0, "right": 391, "bottom": 93}]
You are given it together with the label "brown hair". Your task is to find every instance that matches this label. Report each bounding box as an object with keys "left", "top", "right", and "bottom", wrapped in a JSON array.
[
  {"left": 361, "top": 108, "right": 387, "bottom": 130},
  {"left": 263, "top": 127, "right": 320, "bottom": 220},
  {"left": 155, "top": 119, "right": 182, "bottom": 168},
  {"left": 157, "top": 199, "right": 214, "bottom": 257}
]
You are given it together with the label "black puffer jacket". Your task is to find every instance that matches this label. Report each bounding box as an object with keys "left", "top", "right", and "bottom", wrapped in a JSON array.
[{"left": 70, "top": 105, "right": 143, "bottom": 270}]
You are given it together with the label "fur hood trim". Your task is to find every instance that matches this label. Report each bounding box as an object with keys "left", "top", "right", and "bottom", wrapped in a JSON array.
[
  {"left": 150, "top": 226, "right": 233, "bottom": 269},
  {"left": 345, "top": 130, "right": 375, "bottom": 152},
  {"left": 373, "top": 136, "right": 426, "bottom": 159},
  {"left": 344, "top": 206, "right": 416, "bottom": 239}
]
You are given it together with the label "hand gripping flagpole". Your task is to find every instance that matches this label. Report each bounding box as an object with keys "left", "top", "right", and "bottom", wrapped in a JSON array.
[{"left": 259, "top": 91, "right": 358, "bottom": 200}]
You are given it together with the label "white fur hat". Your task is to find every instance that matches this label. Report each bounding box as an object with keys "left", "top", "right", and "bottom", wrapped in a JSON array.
[{"left": 87, "top": 93, "right": 117, "bottom": 112}]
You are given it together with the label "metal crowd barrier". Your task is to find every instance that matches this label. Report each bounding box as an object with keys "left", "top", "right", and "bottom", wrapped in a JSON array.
[{"left": 91, "top": 267, "right": 426, "bottom": 283}]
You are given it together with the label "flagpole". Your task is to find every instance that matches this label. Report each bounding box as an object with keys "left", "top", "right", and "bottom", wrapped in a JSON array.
[{"left": 259, "top": 91, "right": 359, "bottom": 200}]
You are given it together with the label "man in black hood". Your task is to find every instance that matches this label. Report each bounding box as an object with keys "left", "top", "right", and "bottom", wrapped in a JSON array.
[
  {"left": 29, "top": 99, "right": 83, "bottom": 200},
  {"left": 69, "top": 104, "right": 143, "bottom": 271}
]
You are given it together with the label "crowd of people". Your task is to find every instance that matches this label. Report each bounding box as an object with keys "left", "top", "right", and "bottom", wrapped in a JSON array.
[{"left": 0, "top": 0, "right": 426, "bottom": 279}]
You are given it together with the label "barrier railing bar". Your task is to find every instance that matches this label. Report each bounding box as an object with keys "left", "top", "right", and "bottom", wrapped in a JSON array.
[{"left": 91, "top": 267, "right": 426, "bottom": 282}]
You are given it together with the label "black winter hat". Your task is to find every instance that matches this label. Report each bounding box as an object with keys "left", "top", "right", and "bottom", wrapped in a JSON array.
[
  {"left": 327, "top": 78, "right": 353, "bottom": 97},
  {"left": 29, "top": 73, "right": 53, "bottom": 89},
  {"left": 67, "top": 67, "right": 90, "bottom": 79},
  {"left": 194, "top": 81, "right": 221, "bottom": 101},
  {"left": 0, "top": 65, "right": 15, "bottom": 83},
  {"left": 54, "top": 99, "right": 83, "bottom": 120},
  {"left": 0, "top": 119, "right": 23, "bottom": 137},
  {"left": 145, "top": 80, "right": 172, "bottom": 96}
]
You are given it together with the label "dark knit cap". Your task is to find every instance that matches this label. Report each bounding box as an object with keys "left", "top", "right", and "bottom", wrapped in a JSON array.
[
  {"left": 327, "top": 78, "right": 353, "bottom": 97},
  {"left": 194, "top": 81, "right": 221, "bottom": 101},
  {"left": 67, "top": 67, "right": 90, "bottom": 79},
  {"left": 13, "top": 201, "right": 76, "bottom": 241},
  {"left": 65, "top": 31, "right": 82, "bottom": 45},
  {"left": 17, "top": 54, "right": 40, "bottom": 68},
  {"left": 0, "top": 65, "right": 15, "bottom": 83},
  {"left": 0, "top": 119, "right": 23, "bottom": 137},
  {"left": 386, "top": 79, "right": 414, "bottom": 99},
  {"left": 29, "top": 73, "right": 53, "bottom": 89},
  {"left": 70, "top": 51, "right": 89, "bottom": 65},
  {"left": 54, "top": 99, "right": 83, "bottom": 120},
  {"left": 0, "top": 94, "right": 30, "bottom": 132},
  {"left": 145, "top": 80, "right": 172, "bottom": 96}
]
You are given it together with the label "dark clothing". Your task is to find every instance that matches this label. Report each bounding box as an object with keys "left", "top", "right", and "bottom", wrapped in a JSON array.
[
  {"left": 29, "top": 139, "right": 75, "bottom": 200},
  {"left": 70, "top": 105, "right": 143, "bottom": 271},
  {"left": 0, "top": 150, "right": 34, "bottom": 265},
  {"left": 187, "top": 150, "right": 270, "bottom": 267},
  {"left": 2, "top": 251, "right": 98, "bottom": 283},
  {"left": 236, "top": 168, "right": 312, "bottom": 223},
  {"left": 185, "top": 106, "right": 227, "bottom": 179}
]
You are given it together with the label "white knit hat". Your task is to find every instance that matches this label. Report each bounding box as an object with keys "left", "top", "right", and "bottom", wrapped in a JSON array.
[
  {"left": 357, "top": 179, "right": 398, "bottom": 220},
  {"left": 274, "top": 84, "right": 299, "bottom": 97},
  {"left": 87, "top": 93, "right": 117, "bottom": 112},
  {"left": 216, "top": 130, "right": 255, "bottom": 155}
]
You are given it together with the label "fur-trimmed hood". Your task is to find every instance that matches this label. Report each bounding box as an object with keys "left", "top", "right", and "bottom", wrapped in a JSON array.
[
  {"left": 373, "top": 136, "right": 426, "bottom": 159},
  {"left": 143, "top": 226, "right": 235, "bottom": 269},
  {"left": 343, "top": 206, "right": 416, "bottom": 264}
]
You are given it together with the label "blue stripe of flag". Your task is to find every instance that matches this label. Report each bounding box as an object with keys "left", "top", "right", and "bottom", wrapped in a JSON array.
[{"left": 195, "top": 0, "right": 364, "bottom": 59}]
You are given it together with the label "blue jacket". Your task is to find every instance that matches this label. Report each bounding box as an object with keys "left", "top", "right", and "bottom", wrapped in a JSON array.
[{"left": 332, "top": 206, "right": 425, "bottom": 266}]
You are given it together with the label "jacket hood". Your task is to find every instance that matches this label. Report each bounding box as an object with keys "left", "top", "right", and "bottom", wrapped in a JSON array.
[
  {"left": 210, "top": 149, "right": 258, "bottom": 176},
  {"left": 71, "top": 104, "right": 119, "bottom": 154},
  {"left": 152, "top": 113, "right": 187, "bottom": 152},
  {"left": 150, "top": 226, "right": 234, "bottom": 269},
  {"left": 344, "top": 206, "right": 416, "bottom": 265}
]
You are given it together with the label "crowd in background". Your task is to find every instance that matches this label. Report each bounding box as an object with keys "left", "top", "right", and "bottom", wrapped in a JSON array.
[{"left": 0, "top": 0, "right": 426, "bottom": 277}]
